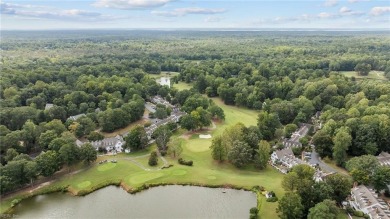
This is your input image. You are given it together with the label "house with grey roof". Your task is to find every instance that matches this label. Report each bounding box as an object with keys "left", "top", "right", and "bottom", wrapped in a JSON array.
[
  {"left": 271, "top": 148, "right": 308, "bottom": 173},
  {"left": 45, "top": 103, "right": 54, "bottom": 110},
  {"left": 377, "top": 152, "right": 390, "bottom": 167},
  {"left": 67, "top": 113, "right": 86, "bottom": 121},
  {"left": 89, "top": 135, "right": 124, "bottom": 152},
  {"left": 349, "top": 185, "right": 390, "bottom": 219}
]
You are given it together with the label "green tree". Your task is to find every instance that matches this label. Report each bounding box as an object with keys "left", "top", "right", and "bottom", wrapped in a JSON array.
[
  {"left": 167, "top": 138, "right": 183, "bottom": 158},
  {"left": 87, "top": 131, "right": 104, "bottom": 142},
  {"left": 307, "top": 199, "right": 338, "bottom": 219},
  {"left": 346, "top": 155, "right": 379, "bottom": 185},
  {"left": 59, "top": 143, "right": 80, "bottom": 171},
  {"left": 180, "top": 114, "right": 197, "bottom": 131},
  {"left": 312, "top": 130, "right": 333, "bottom": 158},
  {"left": 227, "top": 140, "right": 253, "bottom": 168},
  {"left": 208, "top": 105, "right": 225, "bottom": 120},
  {"left": 277, "top": 192, "right": 304, "bottom": 219},
  {"left": 282, "top": 172, "right": 300, "bottom": 191},
  {"left": 332, "top": 127, "right": 352, "bottom": 166},
  {"left": 44, "top": 119, "right": 67, "bottom": 135},
  {"left": 372, "top": 166, "right": 390, "bottom": 192},
  {"left": 210, "top": 135, "right": 228, "bottom": 162},
  {"left": 35, "top": 150, "right": 61, "bottom": 177},
  {"left": 326, "top": 173, "right": 352, "bottom": 204},
  {"left": 284, "top": 123, "right": 298, "bottom": 138},
  {"left": 257, "top": 111, "right": 281, "bottom": 140},
  {"left": 38, "top": 130, "right": 58, "bottom": 150},
  {"left": 4, "top": 148, "right": 19, "bottom": 162},
  {"left": 155, "top": 107, "right": 168, "bottom": 119},
  {"left": 354, "top": 63, "right": 371, "bottom": 76},
  {"left": 80, "top": 143, "right": 97, "bottom": 164},
  {"left": 254, "top": 140, "right": 270, "bottom": 170},
  {"left": 153, "top": 125, "right": 172, "bottom": 152},
  {"left": 148, "top": 151, "right": 158, "bottom": 166},
  {"left": 21, "top": 120, "right": 39, "bottom": 153},
  {"left": 125, "top": 125, "right": 148, "bottom": 151}
]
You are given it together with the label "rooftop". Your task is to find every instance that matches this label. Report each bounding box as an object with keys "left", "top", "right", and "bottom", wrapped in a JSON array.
[{"left": 377, "top": 152, "right": 390, "bottom": 167}]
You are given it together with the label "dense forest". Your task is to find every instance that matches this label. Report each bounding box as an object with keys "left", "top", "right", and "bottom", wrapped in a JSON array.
[{"left": 1, "top": 31, "right": 390, "bottom": 199}]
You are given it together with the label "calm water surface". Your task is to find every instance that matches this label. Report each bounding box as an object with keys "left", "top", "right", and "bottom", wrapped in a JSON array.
[{"left": 13, "top": 185, "right": 257, "bottom": 219}]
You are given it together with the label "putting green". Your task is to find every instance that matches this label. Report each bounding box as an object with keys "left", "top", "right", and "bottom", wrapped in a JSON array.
[
  {"left": 129, "top": 172, "right": 165, "bottom": 184},
  {"left": 186, "top": 138, "right": 211, "bottom": 152},
  {"left": 207, "top": 176, "right": 217, "bottom": 180},
  {"left": 77, "top": 181, "right": 91, "bottom": 189},
  {"left": 97, "top": 163, "right": 117, "bottom": 172},
  {"left": 172, "top": 169, "right": 187, "bottom": 176}
]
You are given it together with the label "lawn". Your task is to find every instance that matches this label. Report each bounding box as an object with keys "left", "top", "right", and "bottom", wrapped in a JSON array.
[
  {"left": 340, "top": 71, "right": 387, "bottom": 81},
  {"left": 1, "top": 99, "right": 283, "bottom": 218},
  {"left": 172, "top": 81, "right": 193, "bottom": 91},
  {"left": 146, "top": 71, "right": 180, "bottom": 79}
]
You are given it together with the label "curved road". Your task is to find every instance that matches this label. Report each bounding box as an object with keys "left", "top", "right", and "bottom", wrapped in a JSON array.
[{"left": 309, "top": 150, "right": 339, "bottom": 173}]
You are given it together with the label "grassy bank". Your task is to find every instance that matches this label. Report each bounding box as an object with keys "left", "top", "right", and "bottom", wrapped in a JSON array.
[{"left": 1, "top": 98, "right": 284, "bottom": 218}]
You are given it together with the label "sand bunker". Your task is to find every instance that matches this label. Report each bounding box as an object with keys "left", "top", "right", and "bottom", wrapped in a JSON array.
[{"left": 199, "top": 134, "right": 212, "bottom": 139}]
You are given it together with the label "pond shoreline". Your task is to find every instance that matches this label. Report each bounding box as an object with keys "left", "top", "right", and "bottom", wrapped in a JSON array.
[{"left": 3, "top": 181, "right": 262, "bottom": 215}]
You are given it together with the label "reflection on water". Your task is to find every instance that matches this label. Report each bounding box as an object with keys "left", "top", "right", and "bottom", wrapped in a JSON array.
[{"left": 13, "top": 185, "right": 257, "bottom": 219}]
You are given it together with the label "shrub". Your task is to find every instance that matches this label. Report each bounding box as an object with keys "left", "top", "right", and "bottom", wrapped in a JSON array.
[
  {"left": 250, "top": 207, "right": 259, "bottom": 215},
  {"left": 178, "top": 158, "right": 193, "bottom": 166},
  {"left": 249, "top": 213, "right": 257, "bottom": 219},
  {"left": 144, "top": 121, "right": 152, "bottom": 127},
  {"left": 252, "top": 185, "right": 265, "bottom": 191},
  {"left": 353, "top": 210, "right": 365, "bottom": 217},
  {"left": 148, "top": 151, "right": 158, "bottom": 166},
  {"left": 346, "top": 206, "right": 354, "bottom": 214},
  {"left": 160, "top": 150, "right": 167, "bottom": 156},
  {"left": 266, "top": 197, "right": 278, "bottom": 202}
]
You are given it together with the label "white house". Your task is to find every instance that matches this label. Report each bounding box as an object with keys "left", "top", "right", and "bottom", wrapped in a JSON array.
[
  {"left": 349, "top": 185, "right": 390, "bottom": 219},
  {"left": 90, "top": 135, "right": 124, "bottom": 152}
]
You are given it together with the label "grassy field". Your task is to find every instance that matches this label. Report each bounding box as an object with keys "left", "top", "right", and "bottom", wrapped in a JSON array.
[
  {"left": 1, "top": 98, "right": 283, "bottom": 218},
  {"left": 172, "top": 81, "right": 193, "bottom": 91},
  {"left": 340, "top": 71, "right": 387, "bottom": 81},
  {"left": 146, "top": 71, "right": 180, "bottom": 79}
]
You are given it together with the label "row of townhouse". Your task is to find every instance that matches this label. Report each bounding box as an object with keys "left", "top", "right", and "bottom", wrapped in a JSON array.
[
  {"left": 349, "top": 185, "right": 390, "bottom": 219},
  {"left": 76, "top": 96, "right": 185, "bottom": 153}
]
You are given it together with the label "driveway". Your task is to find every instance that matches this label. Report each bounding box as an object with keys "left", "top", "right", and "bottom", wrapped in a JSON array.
[
  {"left": 145, "top": 102, "right": 156, "bottom": 113},
  {"left": 309, "top": 150, "right": 338, "bottom": 173}
]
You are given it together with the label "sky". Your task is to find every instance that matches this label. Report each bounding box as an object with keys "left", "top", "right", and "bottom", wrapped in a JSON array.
[{"left": 1, "top": 0, "right": 389, "bottom": 30}]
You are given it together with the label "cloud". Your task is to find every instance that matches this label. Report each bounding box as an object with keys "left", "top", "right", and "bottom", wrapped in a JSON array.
[
  {"left": 348, "top": 0, "right": 371, "bottom": 3},
  {"left": 339, "top": 7, "right": 364, "bottom": 16},
  {"left": 317, "top": 12, "right": 336, "bottom": 18},
  {"left": 152, "top": 7, "right": 226, "bottom": 17},
  {"left": 370, "top": 7, "right": 390, "bottom": 16},
  {"left": 204, "top": 16, "right": 222, "bottom": 23},
  {"left": 324, "top": 0, "right": 338, "bottom": 7},
  {"left": 1, "top": 2, "right": 116, "bottom": 21},
  {"left": 93, "top": 0, "right": 175, "bottom": 10}
]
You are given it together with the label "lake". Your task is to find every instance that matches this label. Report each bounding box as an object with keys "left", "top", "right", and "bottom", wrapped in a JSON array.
[{"left": 12, "top": 185, "right": 257, "bottom": 219}]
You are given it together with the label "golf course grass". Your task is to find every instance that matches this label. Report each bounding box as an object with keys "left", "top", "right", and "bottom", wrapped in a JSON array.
[
  {"left": 340, "top": 70, "right": 387, "bottom": 81},
  {"left": 0, "top": 97, "right": 284, "bottom": 218}
]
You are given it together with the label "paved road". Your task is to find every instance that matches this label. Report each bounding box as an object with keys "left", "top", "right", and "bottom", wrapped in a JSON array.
[{"left": 309, "top": 150, "right": 338, "bottom": 173}]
